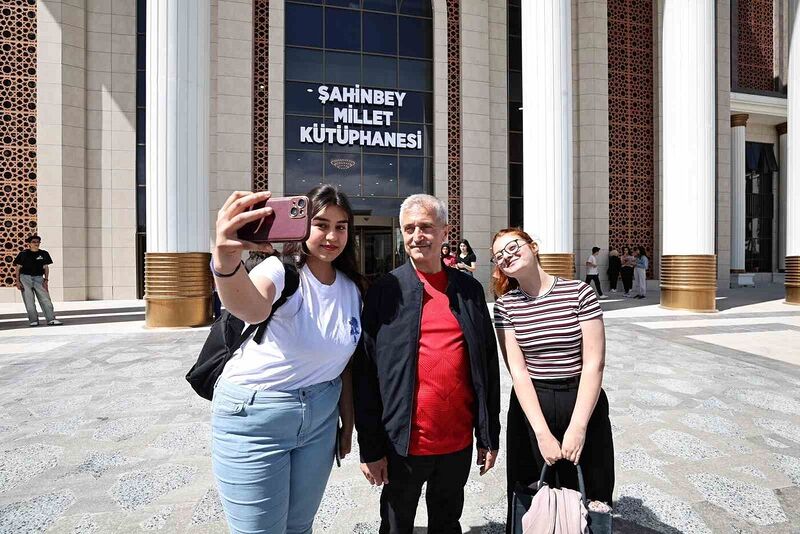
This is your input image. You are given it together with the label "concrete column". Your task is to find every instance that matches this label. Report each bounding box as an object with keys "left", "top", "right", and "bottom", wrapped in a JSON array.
[
  {"left": 730, "top": 114, "right": 748, "bottom": 276},
  {"left": 144, "top": 0, "right": 212, "bottom": 326},
  {"left": 778, "top": 122, "right": 787, "bottom": 272},
  {"left": 788, "top": 9, "right": 800, "bottom": 304},
  {"left": 521, "top": 0, "right": 574, "bottom": 278},
  {"left": 661, "top": 0, "right": 717, "bottom": 311}
]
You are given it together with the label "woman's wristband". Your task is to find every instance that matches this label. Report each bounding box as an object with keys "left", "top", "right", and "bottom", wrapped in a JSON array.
[{"left": 210, "top": 259, "right": 243, "bottom": 278}]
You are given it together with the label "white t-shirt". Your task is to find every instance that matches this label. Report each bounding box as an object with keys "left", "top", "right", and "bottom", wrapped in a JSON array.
[
  {"left": 587, "top": 254, "right": 599, "bottom": 276},
  {"left": 221, "top": 256, "right": 362, "bottom": 390}
]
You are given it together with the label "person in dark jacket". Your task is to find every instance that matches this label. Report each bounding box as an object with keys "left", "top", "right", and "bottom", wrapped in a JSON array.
[
  {"left": 607, "top": 249, "right": 621, "bottom": 293},
  {"left": 354, "top": 194, "right": 501, "bottom": 534}
]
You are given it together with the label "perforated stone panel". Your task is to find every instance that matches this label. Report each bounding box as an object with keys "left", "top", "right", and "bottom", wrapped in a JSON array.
[
  {"left": 252, "top": 0, "right": 269, "bottom": 191},
  {"left": 736, "top": 0, "right": 774, "bottom": 92},
  {"left": 607, "top": 0, "right": 653, "bottom": 276},
  {"left": 447, "top": 0, "right": 461, "bottom": 244},
  {"left": 0, "top": 0, "right": 36, "bottom": 288}
]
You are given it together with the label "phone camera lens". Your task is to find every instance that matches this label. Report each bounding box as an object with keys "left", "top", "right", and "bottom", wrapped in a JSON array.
[
  {"left": 297, "top": 198, "right": 306, "bottom": 209},
  {"left": 290, "top": 206, "right": 299, "bottom": 217}
]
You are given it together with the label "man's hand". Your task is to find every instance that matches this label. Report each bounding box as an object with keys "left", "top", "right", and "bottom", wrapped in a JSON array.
[
  {"left": 360, "top": 457, "right": 389, "bottom": 486},
  {"left": 42, "top": 279, "right": 49, "bottom": 292},
  {"left": 338, "top": 430, "right": 352, "bottom": 459},
  {"left": 477, "top": 448, "right": 498, "bottom": 476}
]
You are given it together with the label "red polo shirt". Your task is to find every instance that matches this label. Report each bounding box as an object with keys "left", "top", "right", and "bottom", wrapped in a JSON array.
[{"left": 409, "top": 268, "right": 475, "bottom": 455}]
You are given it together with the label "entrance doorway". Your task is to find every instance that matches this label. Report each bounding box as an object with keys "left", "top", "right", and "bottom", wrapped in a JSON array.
[{"left": 354, "top": 216, "right": 406, "bottom": 283}]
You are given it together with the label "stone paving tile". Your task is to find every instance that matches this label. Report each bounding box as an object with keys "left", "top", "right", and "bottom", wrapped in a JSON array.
[{"left": 0, "top": 311, "right": 800, "bottom": 532}]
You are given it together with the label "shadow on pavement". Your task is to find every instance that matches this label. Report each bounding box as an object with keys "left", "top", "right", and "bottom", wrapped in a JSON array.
[{"left": 0, "top": 312, "right": 145, "bottom": 331}]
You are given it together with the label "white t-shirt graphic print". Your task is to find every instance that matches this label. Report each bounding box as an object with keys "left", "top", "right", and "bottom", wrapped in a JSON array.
[{"left": 221, "top": 256, "right": 362, "bottom": 390}]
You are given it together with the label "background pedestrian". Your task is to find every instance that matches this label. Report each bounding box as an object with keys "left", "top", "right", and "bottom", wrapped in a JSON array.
[{"left": 13, "top": 235, "right": 62, "bottom": 327}]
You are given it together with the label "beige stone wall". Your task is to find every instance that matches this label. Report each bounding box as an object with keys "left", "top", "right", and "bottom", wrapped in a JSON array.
[
  {"left": 717, "top": 0, "right": 732, "bottom": 288},
  {"left": 432, "top": 0, "right": 448, "bottom": 205},
  {"left": 488, "top": 0, "right": 508, "bottom": 246},
  {"left": 573, "top": 0, "right": 609, "bottom": 280},
  {"left": 267, "top": 0, "right": 284, "bottom": 196},
  {"left": 215, "top": 0, "right": 253, "bottom": 212},
  {"left": 34, "top": 0, "right": 90, "bottom": 303},
  {"left": 459, "top": 1, "right": 493, "bottom": 285},
  {"left": 85, "top": 0, "right": 137, "bottom": 300}
]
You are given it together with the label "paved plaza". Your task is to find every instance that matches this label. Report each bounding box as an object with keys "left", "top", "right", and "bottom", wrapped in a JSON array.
[{"left": 1, "top": 284, "right": 800, "bottom": 533}]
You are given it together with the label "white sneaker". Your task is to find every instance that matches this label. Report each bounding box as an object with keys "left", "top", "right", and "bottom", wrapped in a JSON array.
[
  {"left": 623, "top": 293, "right": 630, "bottom": 298},
  {"left": 29, "top": 322, "right": 38, "bottom": 327},
  {"left": 47, "top": 320, "right": 63, "bottom": 326},
  {"left": 611, "top": 289, "right": 617, "bottom": 293}
]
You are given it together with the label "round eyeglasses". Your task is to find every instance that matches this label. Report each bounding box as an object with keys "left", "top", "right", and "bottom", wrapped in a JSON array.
[{"left": 490, "top": 238, "right": 529, "bottom": 265}]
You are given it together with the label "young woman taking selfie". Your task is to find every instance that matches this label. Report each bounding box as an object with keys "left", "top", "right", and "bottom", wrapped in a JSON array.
[
  {"left": 210, "top": 184, "right": 365, "bottom": 534},
  {"left": 489, "top": 228, "right": 614, "bottom": 531}
]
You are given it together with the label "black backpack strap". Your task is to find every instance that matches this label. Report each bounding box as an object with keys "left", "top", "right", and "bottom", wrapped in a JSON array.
[{"left": 253, "top": 263, "right": 300, "bottom": 344}]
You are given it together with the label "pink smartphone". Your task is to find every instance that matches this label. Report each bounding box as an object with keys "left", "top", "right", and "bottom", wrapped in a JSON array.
[{"left": 237, "top": 195, "right": 311, "bottom": 243}]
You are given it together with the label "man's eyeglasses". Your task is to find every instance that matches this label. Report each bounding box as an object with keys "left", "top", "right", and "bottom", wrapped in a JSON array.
[{"left": 490, "top": 238, "right": 529, "bottom": 265}]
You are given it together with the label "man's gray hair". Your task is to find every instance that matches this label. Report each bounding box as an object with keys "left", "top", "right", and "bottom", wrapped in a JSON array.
[{"left": 399, "top": 194, "right": 448, "bottom": 225}]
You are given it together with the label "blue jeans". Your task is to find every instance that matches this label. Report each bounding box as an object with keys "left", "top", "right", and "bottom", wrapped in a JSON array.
[
  {"left": 20, "top": 274, "right": 55, "bottom": 323},
  {"left": 211, "top": 377, "right": 341, "bottom": 534}
]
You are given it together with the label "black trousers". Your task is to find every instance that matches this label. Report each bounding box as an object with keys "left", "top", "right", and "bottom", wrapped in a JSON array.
[
  {"left": 380, "top": 445, "right": 472, "bottom": 534},
  {"left": 584, "top": 274, "right": 603, "bottom": 296},
  {"left": 607, "top": 270, "right": 620, "bottom": 291},
  {"left": 620, "top": 267, "right": 634, "bottom": 293},
  {"left": 505, "top": 376, "right": 614, "bottom": 533}
]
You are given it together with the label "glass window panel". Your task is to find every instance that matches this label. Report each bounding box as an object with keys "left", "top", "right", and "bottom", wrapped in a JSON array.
[
  {"left": 363, "top": 12, "right": 397, "bottom": 54},
  {"left": 137, "top": 35, "right": 145, "bottom": 67},
  {"left": 397, "top": 122, "right": 429, "bottom": 156},
  {"left": 509, "top": 36, "right": 522, "bottom": 71},
  {"left": 398, "top": 59, "right": 432, "bottom": 91},
  {"left": 286, "top": 4, "right": 323, "bottom": 47},
  {"left": 509, "top": 132, "right": 522, "bottom": 163},
  {"left": 325, "top": 8, "right": 361, "bottom": 51},
  {"left": 398, "top": 17, "right": 431, "bottom": 58},
  {"left": 509, "top": 71, "right": 522, "bottom": 102},
  {"left": 325, "top": 51, "right": 361, "bottom": 83},
  {"left": 136, "top": 109, "right": 146, "bottom": 144},
  {"left": 509, "top": 164, "right": 523, "bottom": 197},
  {"left": 326, "top": 0, "right": 360, "bottom": 7},
  {"left": 398, "top": 156, "right": 429, "bottom": 196},
  {"left": 286, "top": 47, "right": 323, "bottom": 81},
  {"left": 286, "top": 115, "right": 325, "bottom": 150},
  {"left": 363, "top": 122, "right": 399, "bottom": 155},
  {"left": 324, "top": 152, "right": 362, "bottom": 196},
  {"left": 399, "top": 0, "right": 431, "bottom": 16},
  {"left": 363, "top": 155, "right": 398, "bottom": 196},
  {"left": 137, "top": 0, "right": 146, "bottom": 33},
  {"left": 286, "top": 81, "right": 324, "bottom": 115},
  {"left": 510, "top": 198, "right": 523, "bottom": 228},
  {"left": 363, "top": 0, "right": 396, "bottom": 12},
  {"left": 508, "top": 5, "right": 521, "bottom": 36},
  {"left": 363, "top": 55, "right": 397, "bottom": 88},
  {"left": 286, "top": 151, "right": 325, "bottom": 194},
  {"left": 136, "top": 146, "right": 146, "bottom": 185},
  {"left": 136, "top": 185, "right": 146, "bottom": 232},
  {"left": 509, "top": 101, "right": 522, "bottom": 131},
  {"left": 397, "top": 91, "right": 432, "bottom": 123},
  {"left": 136, "top": 73, "right": 146, "bottom": 102}
]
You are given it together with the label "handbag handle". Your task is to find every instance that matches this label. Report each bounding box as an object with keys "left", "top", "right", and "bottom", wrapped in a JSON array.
[{"left": 537, "top": 460, "right": 587, "bottom": 504}]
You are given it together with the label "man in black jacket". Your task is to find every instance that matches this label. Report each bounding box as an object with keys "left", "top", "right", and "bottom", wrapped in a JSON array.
[{"left": 354, "top": 194, "right": 501, "bottom": 534}]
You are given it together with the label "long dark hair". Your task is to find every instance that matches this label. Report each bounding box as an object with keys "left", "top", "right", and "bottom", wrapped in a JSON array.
[
  {"left": 637, "top": 246, "right": 647, "bottom": 257},
  {"left": 283, "top": 185, "right": 367, "bottom": 295},
  {"left": 441, "top": 243, "right": 452, "bottom": 258},
  {"left": 458, "top": 239, "right": 474, "bottom": 257}
]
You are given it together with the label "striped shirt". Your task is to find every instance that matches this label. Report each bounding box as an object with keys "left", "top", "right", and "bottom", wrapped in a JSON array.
[{"left": 493, "top": 278, "right": 603, "bottom": 379}]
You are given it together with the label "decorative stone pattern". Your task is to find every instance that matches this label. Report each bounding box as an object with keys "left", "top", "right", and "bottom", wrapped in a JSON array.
[
  {"left": 0, "top": 0, "right": 37, "bottom": 288},
  {"left": 688, "top": 473, "right": 787, "bottom": 525},
  {"left": 0, "top": 443, "right": 62, "bottom": 493},
  {"left": 607, "top": 0, "right": 654, "bottom": 277},
  {"left": 649, "top": 429, "right": 725, "bottom": 460},
  {"left": 109, "top": 464, "right": 197, "bottom": 511},
  {"left": 252, "top": 0, "right": 269, "bottom": 191},
  {"left": 446, "top": 0, "right": 461, "bottom": 244},
  {"left": 0, "top": 490, "right": 75, "bottom": 534},
  {"left": 190, "top": 487, "right": 224, "bottom": 525},
  {"left": 735, "top": 0, "right": 774, "bottom": 92},
  {"left": 615, "top": 483, "right": 712, "bottom": 534}
]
